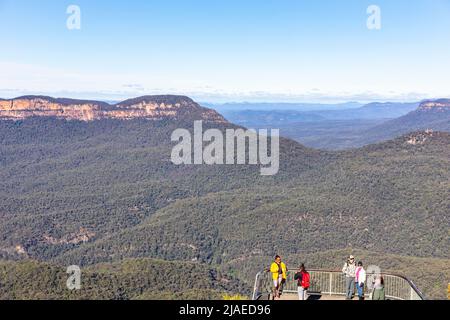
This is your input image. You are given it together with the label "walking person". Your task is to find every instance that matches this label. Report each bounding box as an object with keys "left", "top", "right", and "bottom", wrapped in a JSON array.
[
  {"left": 355, "top": 261, "right": 366, "bottom": 300},
  {"left": 294, "top": 264, "right": 310, "bottom": 300},
  {"left": 342, "top": 255, "right": 357, "bottom": 300},
  {"left": 270, "top": 255, "right": 287, "bottom": 299},
  {"left": 372, "top": 275, "right": 386, "bottom": 300}
]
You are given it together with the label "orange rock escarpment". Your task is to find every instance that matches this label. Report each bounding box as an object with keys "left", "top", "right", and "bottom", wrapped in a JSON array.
[{"left": 0, "top": 95, "right": 226, "bottom": 122}]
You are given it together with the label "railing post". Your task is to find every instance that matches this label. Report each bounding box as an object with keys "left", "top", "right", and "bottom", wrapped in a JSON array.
[
  {"left": 252, "top": 272, "right": 260, "bottom": 300},
  {"left": 329, "top": 272, "right": 333, "bottom": 296}
]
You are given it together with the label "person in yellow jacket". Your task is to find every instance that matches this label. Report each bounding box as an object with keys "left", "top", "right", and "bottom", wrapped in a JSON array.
[{"left": 270, "top": 255, "right": 287, "bottom": 298}]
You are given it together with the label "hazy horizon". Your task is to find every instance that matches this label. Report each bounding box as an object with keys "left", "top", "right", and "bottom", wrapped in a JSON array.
[{"left": 0, "top": 91, "right": 440, "bottom": 106}]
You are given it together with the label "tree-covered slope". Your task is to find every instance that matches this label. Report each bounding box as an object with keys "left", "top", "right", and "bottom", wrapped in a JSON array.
[
  {"left": 50, "top": 132, "right": 449, "bottom": 269},
  {"left": 0, "top": 111, "right": 448, "bottom": 299},
  {"left": 0, "top": 117, "right": 324, "bottom": 262},
  {"left": 0, "top": 258, "right": 244, "bottom": 300}
]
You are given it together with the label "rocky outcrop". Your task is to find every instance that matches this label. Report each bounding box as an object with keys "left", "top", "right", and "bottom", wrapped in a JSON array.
[
  {"left": 0, "top": 95, "right": 227, "bottom": 123},
  {"left": 0, "top": 244, "right": 29, "bottom": 258},
  {"left": 406, "top": 130, "right": 435, "bottom": 145},
  {"left": 43, "top": 228, "right": 96, "bottom": 245}
]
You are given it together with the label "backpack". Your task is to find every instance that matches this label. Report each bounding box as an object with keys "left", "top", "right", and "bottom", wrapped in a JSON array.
[
  {"left": 301, "top": 272, "right": 310, "bottom": 289},
  {"left": 294, "top": 272, "right": 302, "bottom": 286}
]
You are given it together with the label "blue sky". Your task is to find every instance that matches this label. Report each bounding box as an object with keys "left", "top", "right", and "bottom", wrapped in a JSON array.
[{"left": 1, "top": 0, "right": 449, "bottom": 102}]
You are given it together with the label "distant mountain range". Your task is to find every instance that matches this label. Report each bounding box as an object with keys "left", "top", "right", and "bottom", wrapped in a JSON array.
[
  {"left": 203, "top": 101, "right": 364, "bottom": 112},
  {"left": 217, "top": 102, "right": 420, "bottom": 127},
  {"left": 0, "top": 95, "right": 448, "bottom": 299},
  {"left": 315, "top": 102, "right": 421, "bottom": 120},
  {"left": 355, "top": 99, "right": 450, "bottom": 145},
  {"left": 220, "top": 100, "right": 449, "bottom": 150}
]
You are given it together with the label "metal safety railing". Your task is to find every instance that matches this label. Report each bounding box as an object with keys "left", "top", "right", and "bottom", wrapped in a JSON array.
[{"left": 253, "top": 269, "right": 426, "bottom": 300}]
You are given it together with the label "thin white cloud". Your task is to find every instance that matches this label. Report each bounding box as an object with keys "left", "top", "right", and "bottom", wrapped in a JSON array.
[{"left": 0, "top": 61, "right": 447, "bottom": 103}]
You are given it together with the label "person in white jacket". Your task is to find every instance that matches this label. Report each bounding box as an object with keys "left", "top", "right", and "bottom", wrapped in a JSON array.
[{"left": 355, "top": 261, "right": 366, "bottom": 300}]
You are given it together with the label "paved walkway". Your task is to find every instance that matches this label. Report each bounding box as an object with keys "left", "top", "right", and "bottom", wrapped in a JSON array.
[{"left": 275, "top": 293, "right": 361, "bottom": 301}]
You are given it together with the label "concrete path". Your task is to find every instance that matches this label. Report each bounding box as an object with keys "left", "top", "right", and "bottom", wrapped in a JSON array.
[{"left": 275, "top": 293, "right": 361, "bottom": 301}]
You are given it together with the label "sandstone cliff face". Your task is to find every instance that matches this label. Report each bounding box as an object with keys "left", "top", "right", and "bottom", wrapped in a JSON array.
[
  {"left": 0, "top": 95, "right": 227, "bottom": 123},
  {"left": 417, "top": 99, "right": 450, "bottom": 113}
]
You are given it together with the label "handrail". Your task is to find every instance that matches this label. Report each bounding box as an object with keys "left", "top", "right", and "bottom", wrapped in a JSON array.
[{"left": 253, "top": 268, "right": 426, "bottom": 300}]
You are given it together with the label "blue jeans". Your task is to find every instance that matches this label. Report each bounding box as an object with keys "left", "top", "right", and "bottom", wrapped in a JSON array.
[
  {"left": 357, "top": 283, "right": 365, "bottom": 299},
  {"left": 345, "top": 277, "right": 355, "bottom": 299}
]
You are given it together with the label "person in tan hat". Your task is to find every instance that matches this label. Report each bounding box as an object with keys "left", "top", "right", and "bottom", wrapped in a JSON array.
[{"left": 342, "top": 255, "right": 357, "bottom": 299}]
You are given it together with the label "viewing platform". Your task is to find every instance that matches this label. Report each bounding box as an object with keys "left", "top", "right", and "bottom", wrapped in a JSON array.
[{"left": 253, "top": 269, "right": 426, "bottom": 301}]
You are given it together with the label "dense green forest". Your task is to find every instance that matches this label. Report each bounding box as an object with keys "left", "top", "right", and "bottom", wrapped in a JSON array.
[
  {"left": 0, "top": 112, "right": 449, "bottom": 299},
  {"left": 0, "top": 258, "right": 243, "bottom": 300}
]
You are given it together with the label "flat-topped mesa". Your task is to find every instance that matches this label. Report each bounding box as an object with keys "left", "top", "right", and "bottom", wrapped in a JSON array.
[
  {"left": 0, "top": 96, "right": 106, "bottom": 121},
  {"left": 0, "top": 95, "right": 227, "bottom": 123},
  {"left": 417, "top": 99, "right": 450, "bottom": 112}
]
